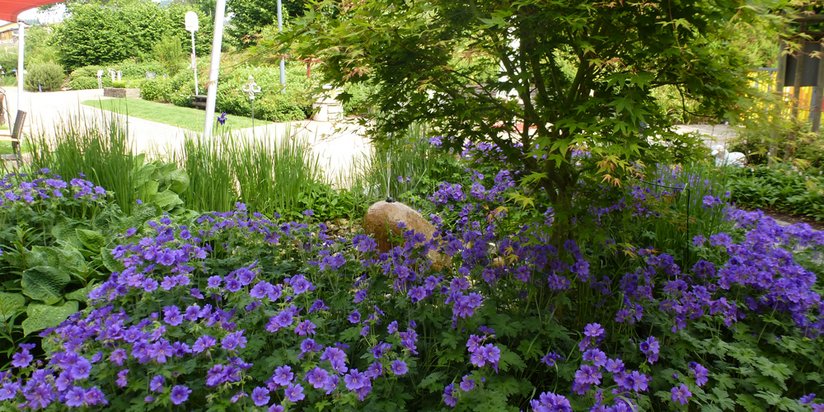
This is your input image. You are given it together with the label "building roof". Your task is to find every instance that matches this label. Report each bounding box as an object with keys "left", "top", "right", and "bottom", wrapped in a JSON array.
[{"left": 0, "top": 0, "right": 61, "bottom": 22}]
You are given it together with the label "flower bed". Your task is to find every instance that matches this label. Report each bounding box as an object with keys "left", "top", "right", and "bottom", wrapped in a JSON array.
[{"left": 0, "top": 163, "right": 822, "bottom": 411}]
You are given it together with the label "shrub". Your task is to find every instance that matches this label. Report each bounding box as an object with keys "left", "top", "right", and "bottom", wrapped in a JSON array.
[
  {"left": 117, "top": 59, "right": 164, "bottom": 79},
  {"left": 110, "top": 80, "right": 127, "bottom": 88},
  {"left": 216, "top": 64, "right": 316, "bottom": 122},
  {"left": 153, "top": 35, "right": 185, "bottom": 76},
  {"left": 67, "top": 76, "right": 99, "bottom": 90},
  {"left": 23, "top": 62, "right": 64, "bottom": 92},
  {"left": 341, "top": 81, "right": 379, "bottom": 116},
  {"left": 728, "top": 164, "right": 824, "bottom": 221},
  {"left": 139, "top": 76, "right": 174, "bottom": 102},
  {"left": 168, "top": 71, "right": 197, "bottom": 107}
]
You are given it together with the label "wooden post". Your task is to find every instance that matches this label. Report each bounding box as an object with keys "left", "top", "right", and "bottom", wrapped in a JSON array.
[
  {"left": 811, "top": 50, "right": 824, "bottom": 132},
  {"left": 771, "top": 40, "right": 788, "bottom": 165},
  {"left": 791, "top": 40, "right": 805, "bottom": 119}
]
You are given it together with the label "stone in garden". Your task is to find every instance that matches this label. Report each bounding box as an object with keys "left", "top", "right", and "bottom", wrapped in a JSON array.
[{"left": 363, "top": 200, "right": 450, "bottom": 269}]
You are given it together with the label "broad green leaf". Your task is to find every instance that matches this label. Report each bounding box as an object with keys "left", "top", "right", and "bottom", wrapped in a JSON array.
[
  {"left": 21, "top": 266, "right": 71, "bottom": 304},
  {"left": 22, "top": 301, "right": 78, "bottom": 336},
  {"left": 65, "top": 283, "right": 96, "bottom": 302},
  {"left": 76, "top": 229, "right": 106, "bottom": 251},
  {"left": 151, "top": 189, "right": 183, "bottom": 212},
  {"left": 166, "top": 168, "right": 190, "bottom": 194},
  {"left": 0, "top": 292, "right": 25, "bottom": 320}
]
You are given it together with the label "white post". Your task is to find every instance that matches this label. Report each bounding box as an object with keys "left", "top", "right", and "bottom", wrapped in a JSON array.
[
  {"left": 277, "top": 0, "right": 285, "bottom": 91},
  {"left": 16, "top": 22, "right": 25, "bottom": 115},
  {"left": 203, "top": 0, "right": 227, "bottom": 139},
  {"left": 191, "top": 31, "right": 199, "bottom": 96}
]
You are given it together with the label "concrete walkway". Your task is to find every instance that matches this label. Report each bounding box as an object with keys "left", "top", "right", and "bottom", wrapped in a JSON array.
[{"left": 2, "top": 87, "right": 372, "bottom": 184}]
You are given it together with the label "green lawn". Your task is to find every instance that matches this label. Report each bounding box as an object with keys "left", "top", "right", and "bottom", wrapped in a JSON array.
[{"left": 81, "top": 98, "right": 271, "bottom": 132}]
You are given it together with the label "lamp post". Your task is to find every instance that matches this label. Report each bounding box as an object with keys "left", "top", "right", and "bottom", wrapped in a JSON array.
[
  {"left": 185, "top": 11, "right": 200, "bottom": 96},
  {"left": 277, "top": 0, "right": 285, "bottom": 92}
]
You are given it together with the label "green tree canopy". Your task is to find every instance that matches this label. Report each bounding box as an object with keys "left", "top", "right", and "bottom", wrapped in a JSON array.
[
  {"left": 287, "top": 0, "right": 777, "bottom": 235},
  {"left": 55, "top": 0, "right": 214, "bottom": 71},
  {"left": 227, "top": 0, "right": 306, "bottom": 46}
]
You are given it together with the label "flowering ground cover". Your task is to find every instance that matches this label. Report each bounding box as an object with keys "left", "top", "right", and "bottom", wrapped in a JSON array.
[{"left": 0, "top": 153, "right": 822, "bottom": 411}]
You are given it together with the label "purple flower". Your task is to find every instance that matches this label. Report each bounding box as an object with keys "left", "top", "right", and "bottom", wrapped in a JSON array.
[
  {"left": 272, "top": 365, "right": 294, "bottom": 386},
  {"left": 295, "top": 320, "right": 316, "bottom": 336},
  {"left": 221, "top": 330, "right": 247, "bottom": 351},
  {"left": 541, "top": 352, "right": 562, "bottom": 367},
  {"left": 217, "top": 112, "right": 228, "bottom": 125},
  {"left": 671, "top": 383, "right": 692, "bottom": 405},
  {"left": 583, "top": 323, "right": 605, "bottom": 339},
  {"left": 530, "top": 392, "right": 572, "bottom": 411},
  {"left": 469, "top": 343, "right": 501, "bottom": 371},
  {"left": 390, "top": 360, "right": 408, "bottom": 376},
  {"left": 348, "top": 310, "right": 361, "bottom": 324},
  {"left": 65, "top": 386, "right": 85, "bottom": 407},
  {"left": 689, "top": 362, "right": 709, "bottom": 387},
  {"left": 193, "top": 335, "right": 217, "bottom": 353},
  {"left": 207, "top": 276, "right": 222, "bottom": 289},
  {"left": 344, "top": 369, "right": 370, "bottom": 391},
  {"left": 443, "top": 383, "right": 457, "bottom": 407},
  {"left": 284, "top": 383, "right": 305, "bottom": 402},
  {"left": 320, "top": 347, "right": 348, "bottom": 374},
  {"left": 251, "top": 386, "right": 270, "bottom": 407},
  {"left": 289, "top": 275, "right": 312, "bottom": 295},
  {"left": 639, "top": 336, "right": 659, "bottom": 364},
  {"left": 163, "top": 305, "right": 183, "bottom": 326},
  {"left": 170, "top": 385, "right": 191, "bottom": 405},
  {"left": 11, "top": 347, "right": 33, "bottom": 368},
  {"left": 150, "top": 375, "right": 165, "bottom": 392},
  {"left": 459, "top": 375, "right": 475, "bottom": 392},
  {"left": 574, "top": 364, "right": 602, "bottom": 386},
  {"left": 306, "top": 367, "right": 330, "bottom": 389},
  {"left": 116, "top": 369, "right": 129, "bottom": 387}
]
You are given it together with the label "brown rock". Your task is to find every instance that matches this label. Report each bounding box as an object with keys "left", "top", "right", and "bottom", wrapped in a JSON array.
[{"left": 362, "top": 200, "right": 450, "bottom": 269}]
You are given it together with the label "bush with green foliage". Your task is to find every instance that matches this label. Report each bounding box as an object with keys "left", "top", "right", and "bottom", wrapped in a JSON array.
[
  {"left": 55, "top": 0, "right": 213, "bottom": 71},
  {"left": 67, "top": 77, "right": 99, "bottom": 91},
  {"left": 216, "top": 64, "right": 315, "bottom": 122},
  {"left": 153, "top": 35, "right": 185, "bottom": 77},
  {"left": 23, "top": 62, "right": 65, "bottom": 92},
  {"left": 341, "top": 81, "right": 379, "bottom": 116},
  {"left": 287, "top": 0, "right": 775, "bottom": 243},
  {"left": 139, "top": 76, "right": 175, "bottom": 102},
  {"left": 728, "top": 164, "right": 824, "bottom": 221}
]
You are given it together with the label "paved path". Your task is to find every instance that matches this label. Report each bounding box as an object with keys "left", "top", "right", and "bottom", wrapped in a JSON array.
[
  {"left": 673, "top": 123, "right": 738, "bottom": 148},
  {"left": 2, "top": 87, "right": 372, "bottom": 184}
]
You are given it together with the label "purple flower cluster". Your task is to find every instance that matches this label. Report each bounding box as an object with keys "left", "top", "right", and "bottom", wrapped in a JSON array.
[
  {"left": 0, "top": 207, "right": 416, "bottom": 410},
  {"left": 0, "top": 171, "right": 108, "bottom": 207}
]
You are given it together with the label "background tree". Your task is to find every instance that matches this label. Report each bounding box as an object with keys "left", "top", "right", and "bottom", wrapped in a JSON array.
[
  {"left": 287, "top": 0, "right": 776, "bottom": 238},
  {"left": 227, "top": 0, "right": 307, "bottom": 46},
  {"left": 55, "top": 0, "right": 213, "bottom": 71}
]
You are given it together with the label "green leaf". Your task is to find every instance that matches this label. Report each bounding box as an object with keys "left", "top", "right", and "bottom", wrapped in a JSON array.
[
  {"left": 65, "top": 284, "right": 96, "bottom": 302},
  {"left": 21, "top": 266, "right": 71, "bottom": 304},
  {"left": 166, "top": 168, "right": 190, "bottom": 194},
  {"left": 76, "top": 229, "right": 106, "bottom": 251},
  {"left": 151, "top": 189, "right": 183, "bottom": 212},
  {"left": 417, "top": 371, "right": 446, "bottom": 392},
  {"left": 0, "top": 292, "right": 26, "bottom": 320},
  {"left": 22, "top": 301, "right": 79, "bottom": 336}
]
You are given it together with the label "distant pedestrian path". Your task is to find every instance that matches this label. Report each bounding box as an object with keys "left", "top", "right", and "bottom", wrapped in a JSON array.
[{"left": 2, "top": 87, "right": 372, "bottom": 184}]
